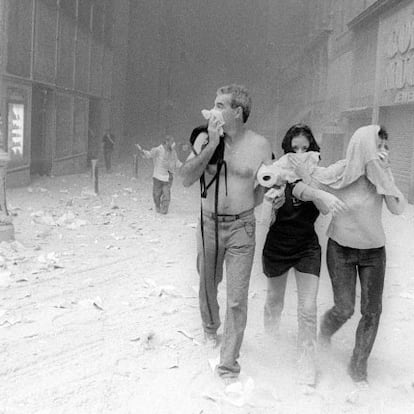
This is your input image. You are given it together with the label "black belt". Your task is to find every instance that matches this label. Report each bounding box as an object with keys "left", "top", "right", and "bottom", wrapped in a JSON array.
[{"left": 203, "top": 208, "right": 254, "bottom": 222}]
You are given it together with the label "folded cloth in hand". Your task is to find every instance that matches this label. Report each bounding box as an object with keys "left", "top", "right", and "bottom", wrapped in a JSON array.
[{"left": 201, "top": 109, "right": 225, "bottom": 136}]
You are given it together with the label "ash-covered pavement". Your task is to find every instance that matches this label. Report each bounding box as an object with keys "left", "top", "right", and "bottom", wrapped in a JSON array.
[{"left": 0, "top": 158, "right": 413, "bottom": 414}]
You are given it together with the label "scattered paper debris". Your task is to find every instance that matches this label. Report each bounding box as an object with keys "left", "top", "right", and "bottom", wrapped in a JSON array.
[
  {"left": 399, "top": 292, "right": 414, "bottom": 300},
  {"left": 93, "top": 296, "right": 104, "bottom": 310},
  {"left": 0, "top": 270, "right": 12, "bottom": 287},
  {"left": 177, "top": 329, "right": 200, "bottom": 345}
]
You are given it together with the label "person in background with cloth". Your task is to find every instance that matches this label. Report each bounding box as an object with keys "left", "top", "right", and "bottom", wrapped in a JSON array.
[
  {"left": 137, "top": 136, "right": 182, "bottom": 214},
  {"left": 262, "top": 123, "right": 346, "bottom": 388},
  {"left": 293, "top": 125, "right": 406, "bottom": 386},
  {"left": 102, "top": 128, "right": 115, "bottom": 172},
  {"left": 180, "top": 84, "right": 273, "bottom": 384}
]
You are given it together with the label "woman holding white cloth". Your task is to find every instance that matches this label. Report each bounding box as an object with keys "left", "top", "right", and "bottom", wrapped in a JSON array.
[{"left": 261, "top": 124, "right": 345, "bottom": 387}]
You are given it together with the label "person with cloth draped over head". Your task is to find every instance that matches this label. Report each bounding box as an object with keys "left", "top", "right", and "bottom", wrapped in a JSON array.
[{"left": 290, "top": 125, "right": 406, "bottom": 385}]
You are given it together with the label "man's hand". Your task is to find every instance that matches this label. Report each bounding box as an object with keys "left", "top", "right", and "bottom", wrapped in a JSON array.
[
  {"left": 207, "top": 114, "right": 223, "bottom": 150},
  {"left": 136, "top": 144, "right": 151, "bottom": 159}
]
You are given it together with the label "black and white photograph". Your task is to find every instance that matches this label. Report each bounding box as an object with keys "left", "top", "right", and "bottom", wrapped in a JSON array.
[{"left": 0, "top": 1, "right": 414, "bottom": 413}]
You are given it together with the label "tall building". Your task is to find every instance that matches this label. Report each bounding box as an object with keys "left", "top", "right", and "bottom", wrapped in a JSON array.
[
  {"left": 275, "top": 0, "right": 414, "bottom": 203},
  {"left": 0, "top": 0, "right": 130, "bottom": 186}
]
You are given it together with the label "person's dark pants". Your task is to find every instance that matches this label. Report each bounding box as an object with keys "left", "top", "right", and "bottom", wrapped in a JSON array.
[
  {"left": 152, "top": 173, "right": 173, "bottom": 214},
  {"left": 104, "top": 149, "right": 112, "bottom": 172},
  {"left": 320, "top": 238, "right": 386, "bottom": 381}
]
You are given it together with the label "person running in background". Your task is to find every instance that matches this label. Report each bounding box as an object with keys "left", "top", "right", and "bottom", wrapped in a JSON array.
[
  {"left": 137, "top": 136, "right": 182, "bottom": 214},
  {"left": 102, "top": 128, "right": 115, "bottom": 172}
]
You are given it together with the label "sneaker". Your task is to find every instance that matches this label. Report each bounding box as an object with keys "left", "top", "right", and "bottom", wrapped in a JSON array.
[
  {"left": 222, "top": 376, "right": 240, "bottom": 387},
  {"left": 203, "top": 332, "right": 218, "bottom": 348},
  {"left": 317, "top": 332, "right": 331, "bottom": 349},
  {"left": 347, "top": 362, "right": 368, "bottom": 383},
  {"left": 355, "top": 380, "right": 369, "bottom": 390},
  {"left": 263, "top": 310, "right": 281, "bottom": 339},
  {"left": 297, "top": 351, "right": 317, "bottom": 387},
  {"left": 264, "top": 324, "right": 281, "bottom": 340}
]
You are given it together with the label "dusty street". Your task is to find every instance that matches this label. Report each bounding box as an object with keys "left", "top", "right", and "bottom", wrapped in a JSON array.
[{"left": 1, "top": 158, "right": 414, "bottom": 414}]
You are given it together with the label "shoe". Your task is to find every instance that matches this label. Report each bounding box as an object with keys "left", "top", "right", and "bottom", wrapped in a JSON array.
[
  {"left": 297, "top": 350, "right": 317, "bottom": 387},
  {"left": 355, "top": 380, "right": 369, "bottom": 390},
  {"left": 317, "top": 332, "right": 331, "bottom": 349},
  {"left": 264, "top": 324, "right": 281, "bottom": 340},
  {"left": 347, "top": 361, "right": 368, "bottom": 383},
  {"left": 222, "top": 376, "right": 240, "bottom": 387},
  {"left": 203, "top": 332, "right": 218, "bottom": 348},
  {"left": 263, "top": 309, "right": 281, "bottom": 339}
]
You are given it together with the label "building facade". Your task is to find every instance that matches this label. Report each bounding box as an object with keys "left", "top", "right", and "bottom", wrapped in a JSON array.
[
  {"left": 276, "top": 0, "right": 414, "bottom": 203},
  {"left": 0, "top": 0, "right": 129, "bottom": 186}
]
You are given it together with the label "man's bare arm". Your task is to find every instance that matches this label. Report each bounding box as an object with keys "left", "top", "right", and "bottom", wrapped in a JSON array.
[
  {"left": 181, "top": 117, "right": 222, "bottom": 187},
  {"left": 254, "top": 185, "right": 266, "bottom": 206},
  {"left": 180, "top": 140, "right": 218, "bottom": 187},
  {"left": 253, "top": 137, "right": 274, "bottom": 206}
]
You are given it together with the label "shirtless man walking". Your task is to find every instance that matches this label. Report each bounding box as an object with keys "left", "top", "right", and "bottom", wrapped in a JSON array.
[{"left": 181, "top": 84, "right": 272, "bottom": 382}]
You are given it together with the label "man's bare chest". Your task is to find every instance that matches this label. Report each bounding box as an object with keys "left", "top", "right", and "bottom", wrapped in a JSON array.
[{"left": 206, "top": 147, "right": 257, "bottom": 179}]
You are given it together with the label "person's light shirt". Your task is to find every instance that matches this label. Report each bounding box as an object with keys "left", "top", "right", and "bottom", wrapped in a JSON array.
[{"left": 143, "top": 145, "right": 182, "bottom": 182}]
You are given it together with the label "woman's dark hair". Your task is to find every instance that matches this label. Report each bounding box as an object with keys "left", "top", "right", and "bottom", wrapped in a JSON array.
[
  {"left": 281, "top": 123, "right": 320, "bottom": 154},
  {"left": 378, "top": 126, "right": 388, "bottom": 140}
]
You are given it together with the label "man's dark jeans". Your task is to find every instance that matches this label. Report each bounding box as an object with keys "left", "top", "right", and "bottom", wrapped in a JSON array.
[{"left": 320, "top": 238, "right": 386, "bottom": 381}]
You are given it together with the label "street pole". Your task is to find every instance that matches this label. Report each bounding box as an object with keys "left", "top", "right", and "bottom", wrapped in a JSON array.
[
  {"left": 91, "top": 159, "right": 99, "bottom": 194},
  {"left": 133, "top": 153, "right": 138, "bottom": 178},
  {"left": 0, "top": 150, "right": 14, "bottom": 241}
]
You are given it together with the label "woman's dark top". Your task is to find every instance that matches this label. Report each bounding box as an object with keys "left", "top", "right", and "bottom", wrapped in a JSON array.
[{"left": 262, "top": 182, "right": 321, "bottom": 277}]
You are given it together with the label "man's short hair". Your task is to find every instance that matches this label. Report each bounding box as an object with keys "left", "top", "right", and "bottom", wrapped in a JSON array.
[{"left": 216, "top": 84, "right": 252, "bottom": 123}]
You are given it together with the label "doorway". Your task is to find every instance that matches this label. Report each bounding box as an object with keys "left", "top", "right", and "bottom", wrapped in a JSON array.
[{"left": 30, "top": 85, "right": 52, "bottom": 176}]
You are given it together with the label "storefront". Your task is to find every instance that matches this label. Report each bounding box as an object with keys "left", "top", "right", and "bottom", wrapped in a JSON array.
[
  {"left": 1, "top": 80, "right": 32, "bottom": 186},
  {"left": 376, "top": 0, "right": 414, "bottom": 202}
]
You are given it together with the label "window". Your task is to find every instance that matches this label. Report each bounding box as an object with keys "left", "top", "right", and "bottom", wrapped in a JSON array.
[
  {"left": 6, "top": 0, "right": 32, "bottom": 77},
  {"left": 59, "top": 0, "right": 76, "bottom": 18},
  {"left": 78, "top": 0, "right": 92, "bottom": 30},
  {"left": 41, "top": 0, "right": 57, "bottom": 9},
  {"left": 92, "top": 2, "right": 104, "bottom": 40},
  {"left": 104, "top": 0, "right": 114, "bottom": 47}
]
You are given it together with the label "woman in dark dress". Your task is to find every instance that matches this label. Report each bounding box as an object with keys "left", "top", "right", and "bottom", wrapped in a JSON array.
[{"left": 262, "top": 124, "right": 322, "bottom": 386}]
